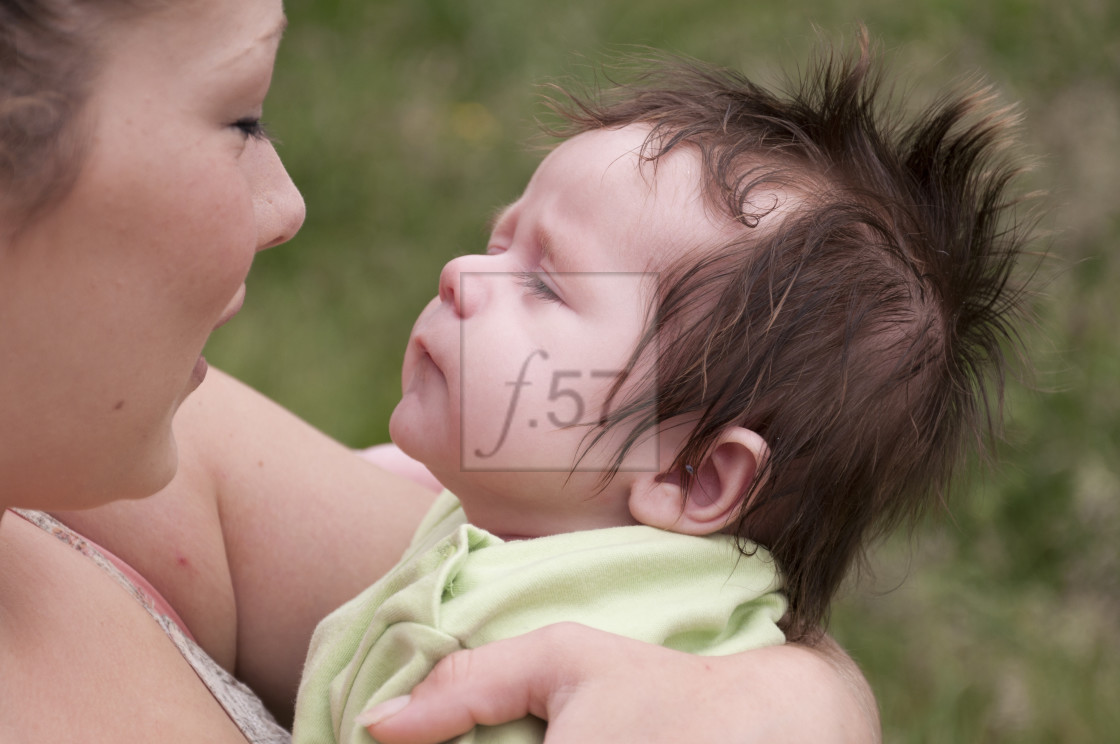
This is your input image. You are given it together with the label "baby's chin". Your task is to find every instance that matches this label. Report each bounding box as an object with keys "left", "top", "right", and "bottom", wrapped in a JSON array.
[
  {"left": 388, "top": 409, "right": 456, "bottom": 480},
  {"left": 386, "top": 395, "right": 423, "bottom": 450}
]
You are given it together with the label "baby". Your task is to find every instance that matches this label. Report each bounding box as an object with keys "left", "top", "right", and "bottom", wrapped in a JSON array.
[{"left": 294, "top": 37, "right": 1032, "bottom": 744}]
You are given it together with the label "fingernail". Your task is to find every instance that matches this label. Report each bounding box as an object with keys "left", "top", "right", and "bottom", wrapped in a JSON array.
[{"left": 354, "top": 695, "right": 411, "bottom": 727}]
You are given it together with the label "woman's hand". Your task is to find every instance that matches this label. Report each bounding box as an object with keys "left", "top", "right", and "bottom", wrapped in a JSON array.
[{"left": 362, "top": 622, "right": 880, "bottom": 744}]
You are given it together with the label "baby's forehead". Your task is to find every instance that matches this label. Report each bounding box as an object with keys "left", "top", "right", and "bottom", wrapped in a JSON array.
[{"left": 551, "top": 127, "right": 751, "bottom": 266}]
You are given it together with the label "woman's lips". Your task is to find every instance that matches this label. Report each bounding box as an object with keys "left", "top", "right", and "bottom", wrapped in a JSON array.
[
  {"left": 214, "top": 284, "right": 246, "bottom": 330},
  {"left": 189, "top": 285, "right": 246, "bottom": 392}
]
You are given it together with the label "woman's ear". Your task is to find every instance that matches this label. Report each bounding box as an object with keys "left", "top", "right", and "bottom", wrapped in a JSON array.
[{"left": 628, "top": 427, "right": 768, "bottom": 536}]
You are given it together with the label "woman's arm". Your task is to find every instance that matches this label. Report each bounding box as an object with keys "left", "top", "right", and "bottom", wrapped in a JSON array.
[
  {"left": 363, "top": 623, "right": 880, "bottom": 744},
  {"left": 159, "top": 374, "right": 880, "bottom": 740},
  {"left": 180, "top": 370, "right": 439, "bottom": 723}
]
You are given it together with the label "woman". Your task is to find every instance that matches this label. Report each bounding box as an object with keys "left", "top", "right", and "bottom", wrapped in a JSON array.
[{"left": 0, "top": 0, "right": 877, "bottom": 741}]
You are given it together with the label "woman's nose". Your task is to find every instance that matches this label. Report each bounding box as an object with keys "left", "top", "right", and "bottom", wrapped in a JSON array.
[{"left": 255, "top": 144, "right": 307, "bottom": 252}]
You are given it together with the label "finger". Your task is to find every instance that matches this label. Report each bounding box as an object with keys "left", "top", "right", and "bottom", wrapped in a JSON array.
[{"left": 361, "top": 625, "right": 584, "bottom": 744}]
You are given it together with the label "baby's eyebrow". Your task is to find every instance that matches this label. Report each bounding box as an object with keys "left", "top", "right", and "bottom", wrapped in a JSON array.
[
  {"left": 486, "top": 202, "right": 577, "bottom": 273},
  {"left": 538, "top": 227, "right": 578, "bottom": 275}
]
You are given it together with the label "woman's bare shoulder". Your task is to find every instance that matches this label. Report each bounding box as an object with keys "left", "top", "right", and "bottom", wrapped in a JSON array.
[
  {"left": 48, "top": 381, "right": 240, "bottom": 671},
  {"left": 0, "top": 511, "right": 251, "bottom": 744}
]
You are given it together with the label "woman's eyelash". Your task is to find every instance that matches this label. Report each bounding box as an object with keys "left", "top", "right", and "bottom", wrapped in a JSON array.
[
  {"left": 233, "top": 117, "right": 274, "bottom": 142},
  {"left": 516, "top": 271, "right": 561, "bottom": 303}
]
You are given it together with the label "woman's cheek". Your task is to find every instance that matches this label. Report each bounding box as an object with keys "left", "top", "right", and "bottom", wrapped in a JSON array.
[{"left": 162, "top": 174, "right": 258, "bottom": 326}]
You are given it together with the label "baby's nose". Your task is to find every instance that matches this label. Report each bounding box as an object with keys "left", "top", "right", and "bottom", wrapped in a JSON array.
[{"left": 438, "top": 254, "right": 488, "bottom": 317}]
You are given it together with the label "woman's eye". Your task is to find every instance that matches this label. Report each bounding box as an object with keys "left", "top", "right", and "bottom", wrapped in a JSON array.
[
  {"left": 233, "top": 117, "right": 273, "bottom": 142},
  {"left": 516, "top": 271, "right": 561, "bottom": 303}
]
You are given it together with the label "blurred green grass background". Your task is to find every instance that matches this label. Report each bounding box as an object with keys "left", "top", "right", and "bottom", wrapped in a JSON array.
[{"left": 206, "top": 1, "right": 1119, "bottom": 739}]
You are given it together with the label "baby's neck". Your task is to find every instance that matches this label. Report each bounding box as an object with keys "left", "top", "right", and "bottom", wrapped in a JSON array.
[{"left": 442, "top": 476, "right": 639, "bottom": 541}]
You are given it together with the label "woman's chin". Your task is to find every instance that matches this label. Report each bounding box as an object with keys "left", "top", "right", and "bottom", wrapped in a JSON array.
[{"left": 123, "top": 436, "right": 180, "bottom": 503}]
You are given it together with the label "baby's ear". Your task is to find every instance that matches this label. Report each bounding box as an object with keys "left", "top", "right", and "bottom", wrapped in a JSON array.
[{"left": 628, "top": 427, "right": 768, "bottom": 536}]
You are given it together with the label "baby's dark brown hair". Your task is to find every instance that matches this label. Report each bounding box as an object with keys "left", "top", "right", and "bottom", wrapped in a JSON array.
[{"left": 554, "top": 33, "right": 1036, "bottom": 640}]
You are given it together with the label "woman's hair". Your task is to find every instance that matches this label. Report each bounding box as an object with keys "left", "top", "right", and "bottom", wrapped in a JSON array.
[
  {"left": 0, "top": 0, "right": 148, "bottom": 228},
  {"left": 554, "top": 33, "right": 1037, "bottom": 639}
]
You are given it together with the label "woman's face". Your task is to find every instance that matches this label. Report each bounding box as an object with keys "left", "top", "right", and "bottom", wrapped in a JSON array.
[{"left": 0, "top": 0, "right": 304, "bottom": 509}]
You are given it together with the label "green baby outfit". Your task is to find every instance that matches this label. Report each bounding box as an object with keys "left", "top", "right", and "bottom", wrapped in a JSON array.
[{"left": 293, "top": 490, "right": 787, "bottom": 744}]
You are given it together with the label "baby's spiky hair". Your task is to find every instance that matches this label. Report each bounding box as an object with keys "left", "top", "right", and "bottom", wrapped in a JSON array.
[{"left": 552, "top": 31, "right": 1037, "bottom": 639}]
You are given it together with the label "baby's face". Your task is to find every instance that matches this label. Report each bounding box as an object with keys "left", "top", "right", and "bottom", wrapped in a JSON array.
[{"left": 391, "top": 124, "right": 742, "bottom": 537}]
